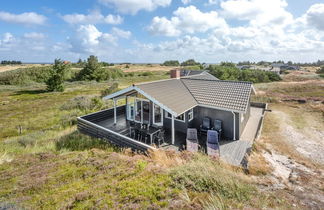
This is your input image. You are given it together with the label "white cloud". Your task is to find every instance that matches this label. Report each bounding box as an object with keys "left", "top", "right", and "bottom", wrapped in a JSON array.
[
  {"left": 104, "top": 14, "right": 123, "bottom": 24},
  {"left": 305, "top": 4, "right": 324, "bottom": 31},
  {"left": 0, "top": 11, "right": 46, "bottom": 25},
  {"left": 181, "top": 0, "right": 191, "bottom": 4},
  {"left": 23, "top": 32, "right": 45, "bottom": 39},
  {"left": 98, "top": 0, "right": 172, "bottom": 15},
  {"left": 148, "top": 6, "right": 227, "bottom": 36},
  {"left": 69, "top": 24, "right": 117, "bottom": 54},
  {"left": 220, "top": 0, "right": 293, "bottom": 27},
  {"left": 62, "top": 11, "right": 123, "bottom": 25},
  {"left": 207, "top": 0, "right": 218, "bottom": 5},
  {"left": 112, "top": 27, "right": 131, "bottom": 39}
]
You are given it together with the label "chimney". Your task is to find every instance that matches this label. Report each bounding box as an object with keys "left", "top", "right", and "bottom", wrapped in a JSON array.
[{"left": 170, "top": 69, "right": 180, "bottom": 79}]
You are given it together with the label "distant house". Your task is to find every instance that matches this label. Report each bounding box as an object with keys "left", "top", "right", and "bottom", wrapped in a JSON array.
[
  {"left": 271, "top": 63, "right": 300, "bottom": 71},
  {"left": 77, "top": 69, "right": 266, "bottom": 164}
]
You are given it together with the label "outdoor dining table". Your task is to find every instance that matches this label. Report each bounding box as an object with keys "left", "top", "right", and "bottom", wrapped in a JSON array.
[{"left": 131, "top": 124, "right": 161, "bottom": 145}]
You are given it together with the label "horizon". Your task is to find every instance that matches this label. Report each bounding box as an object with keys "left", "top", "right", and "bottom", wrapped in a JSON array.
[{"left": 1, "top": 0, "right": 324, "bottom": 63}]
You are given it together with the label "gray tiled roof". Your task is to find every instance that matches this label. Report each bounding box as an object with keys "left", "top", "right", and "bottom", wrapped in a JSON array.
[
  {"left": 122, "top": 73, "right": 253, "bottom": 115},
  {"left": 184, "top": 71, "right": 218, "bottom": 80},
  {"left": 181, "top": 78, "right": 252, "bottom": 113},
  {"left": 136, "top": 79, "right": 198, "bottom": 115}
]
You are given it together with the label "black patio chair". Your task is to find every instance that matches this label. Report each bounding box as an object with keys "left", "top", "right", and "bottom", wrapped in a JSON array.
[
  {"left": 212, "top": 119, "right": 222, "bottom": 140},
  {"left": 206, "top": 130, "right": 220, "bottom": 157},
  {"left": 199, "top": 117, "right": 211, "bottom": 135},
  {"left": 154, "top": 129, "right": 165, "bottom": 147}
]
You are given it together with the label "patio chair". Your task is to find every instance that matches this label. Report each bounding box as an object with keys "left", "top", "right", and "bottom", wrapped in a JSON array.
[
  {"left": 199, "top": 117, "right": 211, "bottom": 135},
  {"left": 186, "top": 128, "right": 199, "bottom": 152},
  {"left": 154, "top": 129, "right": 165, "bottom": 147},
  {"left": 212, "top": 119, "right": 222, "bottom": 140},
  {"left": 206, "top": 130, "right": 220, "bottom": 158}
]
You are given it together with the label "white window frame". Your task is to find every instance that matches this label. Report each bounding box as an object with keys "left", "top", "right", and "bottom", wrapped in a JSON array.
[
  {"left": 188, "top": 109, "right": 194, "bottom": 122},
  {"left": 134, "top": 98, "right": 150, "bottom": 124},
  {"left": 153, "top": 103, "right": 163, "bottom": 126},
  {"left": 166, "top": 111, "right": 185, "bottom": 122},
  {"left": 126, "top": 96, "right": 135, "bottom": 121}
]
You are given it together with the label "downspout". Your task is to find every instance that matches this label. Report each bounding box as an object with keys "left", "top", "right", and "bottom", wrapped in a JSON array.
[{"left": 232, "top": 111, "right": 236, "bottom": 140}]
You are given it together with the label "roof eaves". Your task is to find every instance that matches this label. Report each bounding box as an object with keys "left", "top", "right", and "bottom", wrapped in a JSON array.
[{"left": 102, "top": 86, "right": 135, "bottom": 100}]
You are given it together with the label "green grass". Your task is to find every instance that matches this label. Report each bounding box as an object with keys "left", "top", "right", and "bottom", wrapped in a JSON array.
[{"left": 0, "top": 69, "right": 295, "bottom": 209}]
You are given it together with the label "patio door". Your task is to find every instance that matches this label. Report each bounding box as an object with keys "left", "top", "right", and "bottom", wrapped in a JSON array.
[
  {"left": 153, "top": 103, "right": 163, "bottom": 126},
  {"left": 134, "top": 98, "right": 150, "bottom": 124}
]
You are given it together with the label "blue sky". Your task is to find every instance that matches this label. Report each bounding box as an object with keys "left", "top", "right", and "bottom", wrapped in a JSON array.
[{"left": 0, "top": 0, "right": 324, "bottom": 63}]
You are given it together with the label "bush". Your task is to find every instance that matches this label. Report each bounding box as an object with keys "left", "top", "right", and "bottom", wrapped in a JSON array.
[
  {"left": 316, "top": 66, "right": 324, "bottom": 74},
  {"left": 139, "top": 71, "right": 153, "bottom": 76},
  {"left": 46, "top": 59, "right": 70, "bottom": 92},
  {"left": 162, "top": 60, "right": 180, "bottom": 66},
  {"left": 0, "top": 66, "right": 52, "bottom": 85},
  {"left": 101, "top": 82, "right": 119, "bottom": 97},
  {"left": 55, "top": 131, "right": 117, "bottom": 151},
  {"left": 170, "top": 155, "right": 255, "bottom": 202},
  {"left": 207, "top": 65, "right": 281, "bottom": 83},
  {"left": 60, "top": 96, "right": 105, "bottom": 111},
  {"left": 181, "top": 59, "right": 200, "bottom": 66}
]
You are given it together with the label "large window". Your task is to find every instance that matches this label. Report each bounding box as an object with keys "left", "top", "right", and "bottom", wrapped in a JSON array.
[
  {"left": 153, "top": 103, "right": 163, "bottom": 126},
  {"left": 166, "top": 111, "right": 185, "bottom": 122}
]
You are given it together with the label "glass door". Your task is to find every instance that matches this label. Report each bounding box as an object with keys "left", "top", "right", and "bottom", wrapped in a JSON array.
[
  {"left": 135, "top": 99, "right": 142, "bottom": 123},
  {"left": 142, "top": 101, "right": 150, "bottom": 124},
  {"left": 153, "top": 103, "right": 163, "bottom": 126}
]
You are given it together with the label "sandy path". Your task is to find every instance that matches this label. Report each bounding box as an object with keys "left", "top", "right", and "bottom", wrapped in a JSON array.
[{"left": 272, "top": 110, "right": 324, "bottom": 165}]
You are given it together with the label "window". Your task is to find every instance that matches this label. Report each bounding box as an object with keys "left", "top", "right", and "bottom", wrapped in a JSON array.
[
  {"left": 166, "top": 111, "right": 185, "bottom": 122},
  {"left": 188, "top": 109, "right": 194, "bottom": 122},
  {"left": 126, "top": 96, "right": 135, "bottom": 120},
  {"left": 153, "top": 103, "right": 163, "bottom": 126}
]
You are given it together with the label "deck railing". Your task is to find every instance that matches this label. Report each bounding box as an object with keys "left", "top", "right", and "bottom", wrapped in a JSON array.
[{"left": 77, "top": 106, "right": 156, "bottom": 152}]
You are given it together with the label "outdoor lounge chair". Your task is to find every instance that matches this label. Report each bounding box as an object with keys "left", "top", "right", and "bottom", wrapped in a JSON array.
[
  {"left": 199, "top": 117, "right": 211, "bottom": 135},
  {"left": 186, "top": 128, "right": 199, "bottom": 152},
  {"left": 212, "top": 119, "right": 222, "bottom": 140},
  {"left": 206, "top": 130, "right": 220, "bottom": 157}
]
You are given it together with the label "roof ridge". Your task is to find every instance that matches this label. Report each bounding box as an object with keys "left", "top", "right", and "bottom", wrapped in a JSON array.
[
  {"left": 134, "top": 77, "right": 177, "bottom": 86},
  {"left": 179, "top": 77, "right": 199, "bottom": 104},
  {"left": 181, "top": 77, "right": 252, "bottom": 84}
]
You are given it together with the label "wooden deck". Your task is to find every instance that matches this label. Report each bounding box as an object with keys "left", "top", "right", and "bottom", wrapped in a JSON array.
[{"left": 79, "top": 105, "right": 265, "bottom": 166}]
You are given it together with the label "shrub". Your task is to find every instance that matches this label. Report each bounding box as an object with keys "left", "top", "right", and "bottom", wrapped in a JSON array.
[
  {"left": 139, "top": 71, "right": 153, "bottom": 76},
  {"left": 101, "top": 82, "right": 119, "bottom": 97},
  {"left": 0, "top": 66, "right": 52, "bottom": 85},
  {"left": 60, "top": 96, "right": 105, "bottom": 111},
  {"left": 170, "top": 155, "right": 255, "bottom": 201},
  {"left": 316, "top": 66, "right": 324, "bottom": 74},
  {"left": 46, "top": 59, "right": 70, "bottom": 92},
  {"left": 207, "top": 65, "right": 281, "bottom": 83},
  {"left": 162, "top": 60, "right": 180, "bottom": 66},
  {"left": 77, "top": 55, "right": 105, "bottom": 81},
  {"left": 181, "top": 59, "right": 200, "bottom": 66},
  {"left": 55, "top": 131, "right": 117, "bottom": 151}
]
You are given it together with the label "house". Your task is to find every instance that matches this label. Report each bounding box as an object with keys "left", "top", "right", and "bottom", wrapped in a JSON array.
[
  {"left": 77, "top": 69, "right": 264, "bottom": 157},
  {"left": 271, "top": 63, "right": 300, "bottom": 72}
]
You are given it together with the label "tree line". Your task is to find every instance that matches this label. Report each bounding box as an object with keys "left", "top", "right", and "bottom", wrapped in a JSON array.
[{"left": 1, "top": 60, "right": 22, "bottom": 65}]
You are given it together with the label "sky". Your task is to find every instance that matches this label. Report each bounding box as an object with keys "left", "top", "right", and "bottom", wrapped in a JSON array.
[{"left": 0, "top": 0, "right": 324, "bottom": 63}]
